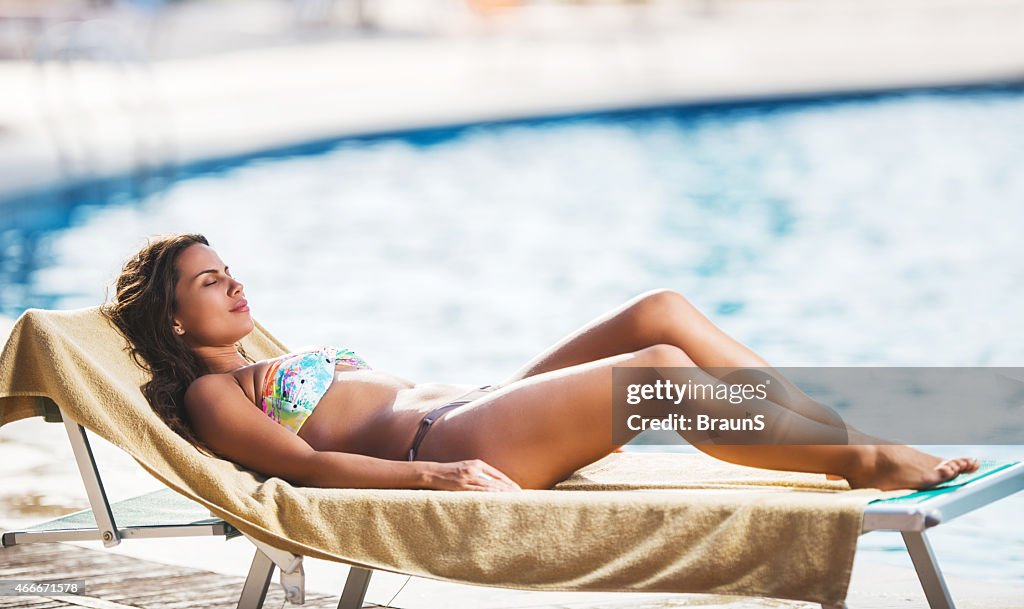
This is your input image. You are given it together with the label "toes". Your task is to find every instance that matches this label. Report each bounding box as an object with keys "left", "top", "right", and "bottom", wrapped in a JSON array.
[
  {"left": 935, "top": 458, "right": 982, "bottom": 484},
  {"left": 934, "top": 460, "right": 957, "bottom": 481}
]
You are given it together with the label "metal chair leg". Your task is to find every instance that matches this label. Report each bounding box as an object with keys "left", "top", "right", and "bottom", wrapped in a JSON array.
[
  {"left": 902, "top": 530, "right": 956, "bottom": 609},
  {"left": 62, "top": 414, "right": 120, "bottom": 548},
  {"left": 237, "top": 547, "right": 275, "bottom": 609},
  {"left": 338, "top": 567, "right": 373, "bottom": 609}
]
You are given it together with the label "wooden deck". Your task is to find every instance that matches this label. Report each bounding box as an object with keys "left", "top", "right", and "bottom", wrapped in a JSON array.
[{"left": 0, "top": 531, "right": 380, "bottom": 609}]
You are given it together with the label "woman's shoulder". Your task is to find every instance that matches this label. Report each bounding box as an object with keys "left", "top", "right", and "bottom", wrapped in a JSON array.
[{"left": 185, "top": 372, "right": 239, "bottom": 400}]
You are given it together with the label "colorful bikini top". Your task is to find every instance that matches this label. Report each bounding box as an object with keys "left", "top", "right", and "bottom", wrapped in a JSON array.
[{"left": 259, "top": 346, "right": 371, "bottom": 434}]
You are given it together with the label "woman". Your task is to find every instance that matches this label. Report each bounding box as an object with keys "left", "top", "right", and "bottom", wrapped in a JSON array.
[{"left": 101, "top": 233, "right": 978, "bottom": 492}]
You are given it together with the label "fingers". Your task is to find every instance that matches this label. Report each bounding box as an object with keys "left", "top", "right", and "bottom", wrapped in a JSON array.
[
  {"left": 470, "top": 460, "right": 519, "bottom": 492},
  {"left": 482, "top": 462, "right": 522, "bottom": 491},
  {"left": 462, "top": 459, "right": 521, "bottom": 492}
]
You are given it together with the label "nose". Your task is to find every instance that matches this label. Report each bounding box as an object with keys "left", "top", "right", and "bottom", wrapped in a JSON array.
[{"left": 231, "top": 278, "right": 244, "bottom": 295}]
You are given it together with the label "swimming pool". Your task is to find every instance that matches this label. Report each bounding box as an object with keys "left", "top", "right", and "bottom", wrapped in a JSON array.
[{"left": 1, "top": 84, "right": 1022, "bottom": 583}]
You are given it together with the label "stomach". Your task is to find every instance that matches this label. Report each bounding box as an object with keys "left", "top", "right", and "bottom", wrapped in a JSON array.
[{"left": 255, "top": 364, "right": 481, "bottom": 460}]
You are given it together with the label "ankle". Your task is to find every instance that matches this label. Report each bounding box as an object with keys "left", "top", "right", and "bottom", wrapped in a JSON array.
[{"left": 842, "top": 444, "right": 878, "bottom": 480}]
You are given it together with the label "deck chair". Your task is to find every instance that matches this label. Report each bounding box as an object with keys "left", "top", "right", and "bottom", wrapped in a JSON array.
[{"left": 1, "top": 306, "right": 1021, "bottom": 609}]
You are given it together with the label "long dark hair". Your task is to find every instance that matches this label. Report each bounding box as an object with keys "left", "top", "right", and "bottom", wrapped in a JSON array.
[{"left": 100, "top": 233, "right": 254, "bottom": 457}]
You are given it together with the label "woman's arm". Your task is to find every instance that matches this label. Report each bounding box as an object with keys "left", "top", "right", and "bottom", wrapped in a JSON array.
[
  {"left": 300, "top": 451, "right": 427, "bottom": 488},
  {"left": 303, "top": 451, "right": 521, "bottom": 492}
]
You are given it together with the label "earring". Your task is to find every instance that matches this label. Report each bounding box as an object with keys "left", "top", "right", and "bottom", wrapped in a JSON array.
[{"left": 174, "top": 327, "right": 184, "bottom": 335}]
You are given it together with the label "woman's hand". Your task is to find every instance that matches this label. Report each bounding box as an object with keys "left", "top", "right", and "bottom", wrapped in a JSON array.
[{"left": 423, "top": 459, "right": 522, "bottom": 492}]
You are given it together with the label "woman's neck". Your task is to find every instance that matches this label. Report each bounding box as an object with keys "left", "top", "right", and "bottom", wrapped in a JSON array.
[{"left": 193, "top": 345, "right": 248, "bottom": 374}]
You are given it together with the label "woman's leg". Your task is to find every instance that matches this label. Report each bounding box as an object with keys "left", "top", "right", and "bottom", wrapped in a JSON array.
[
  {"left": 498, "top": 288, "right": 843, "bottom": 429},
  {"left": 422, "top": 342, "right": 978, "bottom": 491}
]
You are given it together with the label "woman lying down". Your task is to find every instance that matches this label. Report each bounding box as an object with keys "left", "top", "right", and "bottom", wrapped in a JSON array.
[{"left": 100, "top": 233, "right": 979, "bottom": 492}]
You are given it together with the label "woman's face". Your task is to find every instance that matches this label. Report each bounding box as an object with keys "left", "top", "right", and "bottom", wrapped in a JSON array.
[{"left": 172, "top": 243, "right": 253, "bottom": 347}]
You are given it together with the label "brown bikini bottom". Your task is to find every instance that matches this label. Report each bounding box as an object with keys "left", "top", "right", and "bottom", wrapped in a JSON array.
[{"left": 406, "top": 384, "right": 498, "bottom": 461}]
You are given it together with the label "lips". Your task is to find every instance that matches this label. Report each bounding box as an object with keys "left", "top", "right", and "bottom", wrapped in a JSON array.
[{"left": 230, "top": 298, "right": 249, "bottom": 312}]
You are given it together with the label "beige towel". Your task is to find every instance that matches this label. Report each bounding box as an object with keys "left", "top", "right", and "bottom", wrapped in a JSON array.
[{"left": 0, "top": 306, "right": 911, "bottom": 605}]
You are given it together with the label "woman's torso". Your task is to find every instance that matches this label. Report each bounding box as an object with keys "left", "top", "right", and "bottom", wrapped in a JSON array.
[{"left": 228, "top": 346, "right": 479, "bottom": 460}]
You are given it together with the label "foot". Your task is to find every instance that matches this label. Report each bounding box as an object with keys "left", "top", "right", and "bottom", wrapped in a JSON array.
[{"left": 842, "top": 445, "right": 980, "bottom": 491}]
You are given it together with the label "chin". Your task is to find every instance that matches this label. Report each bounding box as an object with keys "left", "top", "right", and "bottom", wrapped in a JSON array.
[{"left": 232, "top": 316, "right": 255, "bottom": 338}]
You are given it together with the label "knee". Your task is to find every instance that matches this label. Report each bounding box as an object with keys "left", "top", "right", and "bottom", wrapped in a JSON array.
[
  {"left": 636, "top": 288, "right": 690, "bottom": 314},
  {"left": 627, "top": 288, "right": 692, "bottom": 336},
  {"left": 635, "top": 343, "right": 693, "bottom": 367}
]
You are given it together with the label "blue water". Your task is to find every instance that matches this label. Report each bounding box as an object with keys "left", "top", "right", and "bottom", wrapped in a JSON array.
[{"left": 1, "top": 85, "right": 1022, "bottom": 583}]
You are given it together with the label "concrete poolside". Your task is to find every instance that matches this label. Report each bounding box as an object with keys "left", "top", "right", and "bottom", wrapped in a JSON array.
[{"left": 1, "top": 0, "right": 1024, "bottom": 202}]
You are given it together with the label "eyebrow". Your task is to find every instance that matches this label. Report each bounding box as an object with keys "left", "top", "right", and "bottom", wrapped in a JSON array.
[{"left": 192, "top": 265, "right": 230, "bottom": 282}]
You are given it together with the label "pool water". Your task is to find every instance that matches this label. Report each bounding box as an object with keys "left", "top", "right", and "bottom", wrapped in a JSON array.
[{"left": 1, "top": 85, "right": 1022, "bottom": 583}]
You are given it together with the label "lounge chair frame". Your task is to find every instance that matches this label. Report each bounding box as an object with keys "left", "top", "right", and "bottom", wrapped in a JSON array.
[{"left": 2, "top": 404, "right": 1021, "bottom": 609}]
